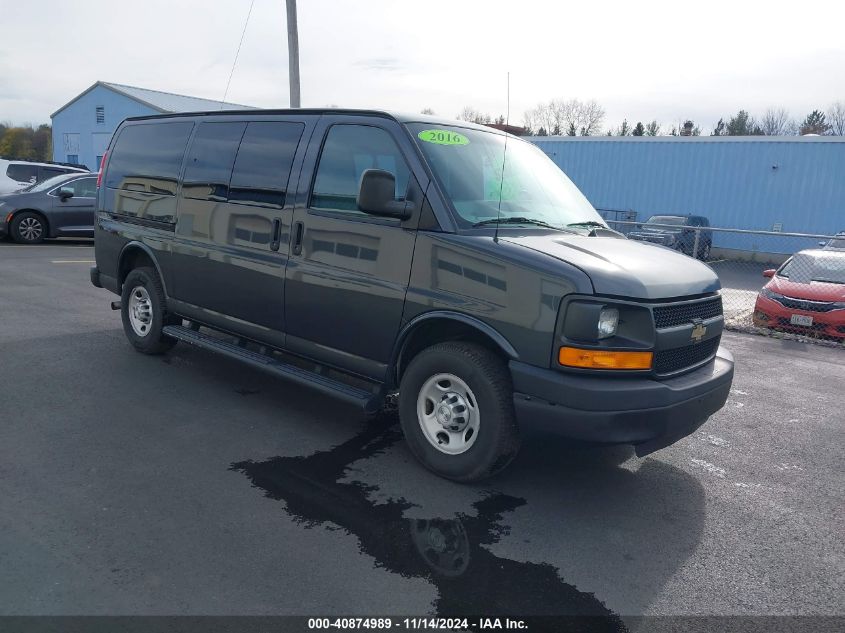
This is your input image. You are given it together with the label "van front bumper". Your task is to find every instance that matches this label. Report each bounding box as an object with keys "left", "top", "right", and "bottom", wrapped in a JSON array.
[{"left": 510, "top": 347, "right": 734, "bottom": 456}]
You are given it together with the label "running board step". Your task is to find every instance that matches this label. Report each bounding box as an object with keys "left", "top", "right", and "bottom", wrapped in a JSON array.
[{"left": 163, "top": 325, "right": 381, "bottom": 412}]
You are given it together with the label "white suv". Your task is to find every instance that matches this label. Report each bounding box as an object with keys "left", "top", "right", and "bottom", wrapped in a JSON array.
[{"left": 0, "top": 159, "right": 88, "bottom": 194}]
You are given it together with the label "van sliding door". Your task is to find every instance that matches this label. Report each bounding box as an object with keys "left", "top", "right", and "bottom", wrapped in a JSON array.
[{"left": 170, "top": 118, "right": 313, "bottom": 344}]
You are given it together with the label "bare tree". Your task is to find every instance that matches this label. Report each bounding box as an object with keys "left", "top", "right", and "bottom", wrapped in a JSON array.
[
  {"left": 523, "top": 99, "right": 606, "bottom": 136},
  {"left": 760, "top": 108, "right": 794, "bottom": 135},
  {"left": 420, "top": 107, "right": 435, "bottom": 115},
  {"left": 522, "top": 108, "right": 538, "bottom": 135},
  {"left": 645, "top": 120, "right": 660, "bottom": 136},
  {"left": 827, "top": 101, "right": 845, "bottom": 136},
  {"left": 555, "top": 99, "right": 605, "bottom": 136},
  {"left": 457, "top": 106, "right": 491, "bottom": 125},
  {"left": 579, "top": 100, "right": 606, "bottom": 135},
  {"left": 523, "top": 103, "right": 558, "bottom": 136}
]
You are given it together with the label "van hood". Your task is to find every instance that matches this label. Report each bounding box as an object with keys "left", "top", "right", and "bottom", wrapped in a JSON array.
[{"left": 502, "top": 234, "right": 721, "bottom": 299}]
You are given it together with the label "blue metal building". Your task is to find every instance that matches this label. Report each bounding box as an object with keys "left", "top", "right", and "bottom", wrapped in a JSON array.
[
  {"left": 50, "top": 81, "right": 252, "bottom": 172},
  {"left": 531, "top": 136, "right": 845, "bottom": 252}
]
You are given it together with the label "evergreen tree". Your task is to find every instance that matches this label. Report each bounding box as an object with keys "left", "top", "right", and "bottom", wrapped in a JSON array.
[{"left": 798, "top": 110, "right": 831, "bottom": 135}]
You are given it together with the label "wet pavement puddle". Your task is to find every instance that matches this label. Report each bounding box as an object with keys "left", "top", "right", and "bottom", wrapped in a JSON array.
[{"left": 231, "top": 419, "right": 626, "bottom": 631}]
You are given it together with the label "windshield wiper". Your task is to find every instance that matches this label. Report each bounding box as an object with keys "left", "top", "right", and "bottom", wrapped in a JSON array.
[
  {"left": 473, "top": 217, "right": 562, "bottom": 230},
  {"left": 566, "top": 220, "right": 607, "bottom": 229}
]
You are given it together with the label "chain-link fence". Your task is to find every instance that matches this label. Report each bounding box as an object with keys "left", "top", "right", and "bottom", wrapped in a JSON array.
[{"left": 605, "top": 219, "right": 845, "bottom": 346}]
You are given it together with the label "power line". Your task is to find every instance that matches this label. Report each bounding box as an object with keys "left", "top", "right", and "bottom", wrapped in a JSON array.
[{"left": 221, "top": 0, "right": 256, "bottom": 108}]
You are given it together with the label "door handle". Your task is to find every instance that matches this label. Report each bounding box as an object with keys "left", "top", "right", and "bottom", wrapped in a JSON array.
[
  {"left": 292, "top": 221, "right": 304, "bottom": 256},
  {"left": 270, "top": 218, "right": 281, "bottom": 251}
]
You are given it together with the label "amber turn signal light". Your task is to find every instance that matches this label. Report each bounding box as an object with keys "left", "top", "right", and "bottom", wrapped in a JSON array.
[{"left": 558, "top": 347, "right": 653, "bottom": 370}]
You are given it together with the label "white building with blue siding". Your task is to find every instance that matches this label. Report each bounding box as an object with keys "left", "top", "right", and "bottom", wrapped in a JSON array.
[{"left": 50, "top": 82, "right": 252, "bottom": 171}]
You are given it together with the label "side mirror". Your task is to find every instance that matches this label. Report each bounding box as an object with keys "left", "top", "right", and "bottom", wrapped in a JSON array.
[
  {"left": 59, "top": 187, "right": 74, "bottom": 200},
  {"left": 762, "top": 269, "right": 775, "bottom": 278},
  {"left": 357, "top": 169, "right": 410, "bottom": 219}
]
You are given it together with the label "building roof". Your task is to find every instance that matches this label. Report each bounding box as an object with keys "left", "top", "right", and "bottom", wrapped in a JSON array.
[
  {"left": 529, "top": 134, "right": 845, "bottom": 143},
  {"left": 484, "top": 122, "right": 530, "bottom": 136},
  {"left": 51, "top": 81, "right": 254, "bottom": 118}
]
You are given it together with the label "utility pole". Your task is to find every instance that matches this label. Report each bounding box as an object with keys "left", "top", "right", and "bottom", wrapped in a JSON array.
[{"left": 286, "top": 0, "right": 301, "bottom": 108}]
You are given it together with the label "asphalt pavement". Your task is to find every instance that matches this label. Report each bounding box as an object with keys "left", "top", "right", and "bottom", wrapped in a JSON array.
[{"left": 0, "top": 240, "right": 842, "bottom": 622}]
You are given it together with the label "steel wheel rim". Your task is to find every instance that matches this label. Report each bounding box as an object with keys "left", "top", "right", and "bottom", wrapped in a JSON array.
[
  {"left": 416, "top": 373, "right": 480, "bottom": 455},
  {"left": 19, "top": 217, "right": 43, "bottom": 241},
  {"left": 128, "top": 286, "right": 153, "bottom": 337}
]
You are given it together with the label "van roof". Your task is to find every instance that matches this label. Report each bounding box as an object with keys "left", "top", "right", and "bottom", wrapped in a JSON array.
[{"left": 121, "top": 108, "right": 512, "bottom": 135}]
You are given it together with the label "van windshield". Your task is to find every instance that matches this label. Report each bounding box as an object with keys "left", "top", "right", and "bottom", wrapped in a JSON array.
[{"left": 408, "top": 123, "right": 604, "bottom": 231}]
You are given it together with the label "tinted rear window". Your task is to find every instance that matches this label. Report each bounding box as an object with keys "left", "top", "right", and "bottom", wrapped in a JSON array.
[
  {"left": 106, "top": 121, "right": 193, "bottom": 194},
  {"left": 6, "top": 164, "right": 38, "bottom": 183},
  {"left": 229, "top": 121, "right": 305, "bottom": 208},
  {"left": 39, "top": 167, "right": 68, "bottom": 182}
]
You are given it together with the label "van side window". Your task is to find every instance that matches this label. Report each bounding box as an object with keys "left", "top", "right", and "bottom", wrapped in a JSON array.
[
  {"left": 182, "top": 122, "right": 246, "bottom": 202},
  {"left": 106, "top": 121, "right": 193, "bottom": 195},
  {"left": 311, "top": 125, "right": 409, "bottom": 215},
  {"left": 229, "top": 121, "right": 304, "bottom": 209}
]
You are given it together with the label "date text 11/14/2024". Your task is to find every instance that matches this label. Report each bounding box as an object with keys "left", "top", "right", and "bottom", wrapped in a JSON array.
[{"left": 307, "top": 617, "right": 528, "bottom": 630}]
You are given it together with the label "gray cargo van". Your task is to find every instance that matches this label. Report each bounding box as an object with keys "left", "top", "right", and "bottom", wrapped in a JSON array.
[{"left": 90, "top": 109, "right": 734, "bottom": 481}]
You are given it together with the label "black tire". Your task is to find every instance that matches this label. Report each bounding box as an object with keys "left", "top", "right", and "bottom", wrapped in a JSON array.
[
  {"left": 398, "top": 342, "right": 520, "bottom": 482},
  {"left": 10, "top": 211, "right": 47, "bottom": 244},
  {"left": 120, "top": 267, "right": 178, "bottom": 355}
]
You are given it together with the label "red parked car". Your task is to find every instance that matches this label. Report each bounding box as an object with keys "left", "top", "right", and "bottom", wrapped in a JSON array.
[{"left": 753, "top": 249, "right": 845, "bottom": 339}]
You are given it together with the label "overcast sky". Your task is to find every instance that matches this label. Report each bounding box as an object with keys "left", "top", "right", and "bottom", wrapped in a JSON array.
[{"left": 2, "top": 0, "right": 844, "bottom": 133}]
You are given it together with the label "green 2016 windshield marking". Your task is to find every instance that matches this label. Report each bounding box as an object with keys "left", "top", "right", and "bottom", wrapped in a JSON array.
[{"left": 418, "top": 129, "right": 470, "bottom": 146}]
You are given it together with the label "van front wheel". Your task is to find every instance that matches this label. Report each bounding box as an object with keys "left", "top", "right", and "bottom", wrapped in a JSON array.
[
  {"left": 120, "top": 267, "right": 177, "bottom": 355},
  {"left": 399, "top": 342, "right": 520, "bottom": 482}
]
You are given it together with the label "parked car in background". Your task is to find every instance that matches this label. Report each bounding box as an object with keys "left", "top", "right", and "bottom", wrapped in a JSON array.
[
  {"left": 0, "top": 159, "right": 89, "bottom": 195},
  {"left": 627, "top": 214, "right": 712, "bottom": 259},
  {"left": 0, "top": 172, "right": 98, "bottom": 243},
  {"left": 753, "top": 249, "right": 845, "bottom": 340},
  {"left": 820, "top": 231, "right": 845, "bottom": 251}
]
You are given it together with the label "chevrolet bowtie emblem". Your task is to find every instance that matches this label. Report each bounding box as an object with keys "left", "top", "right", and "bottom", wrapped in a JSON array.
[{"left": 691, "top": 323, "right": 707, "bottom": 342}]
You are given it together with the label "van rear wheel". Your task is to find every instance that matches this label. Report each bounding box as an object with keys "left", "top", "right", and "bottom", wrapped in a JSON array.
[
  {"left": 398, "top": 342, "right": 520, "bottom": 482},
  {"left": 120, "top": 267, "right": 178, "bottom": 355}
]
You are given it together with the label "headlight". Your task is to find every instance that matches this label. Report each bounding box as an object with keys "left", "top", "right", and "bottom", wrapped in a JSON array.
[
  {"left": 598, "top": 307, "right": 619, "bottom": 339},
  {"left": 760, "top": 287, "right": 782, "bottom": 300}
]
